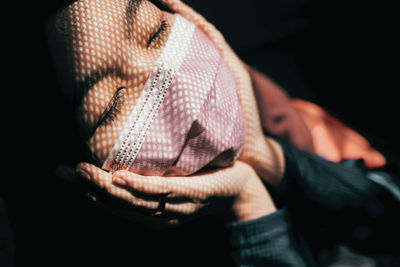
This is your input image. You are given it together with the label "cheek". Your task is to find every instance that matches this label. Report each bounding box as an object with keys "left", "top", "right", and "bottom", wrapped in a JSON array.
[
  {"left": 70, "top": 2, "right": 176, "bottom": 164},
  {"left": 81, "top": 84, "right": 115, "bottom": 127},
  {"left": 88, "top": 121, "right": 122, "bottom": 164},
  {"left": 86, "top": 79, "right": 149, "bottom": 164},
  {"left": 80, "top": 56, "right": 159, "bottom": 164}
]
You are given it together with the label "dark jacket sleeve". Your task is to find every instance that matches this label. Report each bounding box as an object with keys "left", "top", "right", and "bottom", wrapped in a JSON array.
[
  {"left": 275, "top": 141, "right": 400, "bottom": 253},
  {"left": 226, "top": 208, "right": 317, "bottom": 267}
]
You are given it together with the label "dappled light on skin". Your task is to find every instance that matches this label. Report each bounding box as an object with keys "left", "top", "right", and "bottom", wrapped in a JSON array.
[
  {"left": 292, "top": 99, "right": 386, "bottom": 168},
  {"left": 47, "top": 0, "right": 251, "bottom": 177},
  {"left": 76, "top": 160, "right": 275, "bottom": 225},
  {"left": 46, "top": 0, "right": 284, "bottom": 226},
  {"left": 48, "top": 0, "right": 174, "bottom": 163}
]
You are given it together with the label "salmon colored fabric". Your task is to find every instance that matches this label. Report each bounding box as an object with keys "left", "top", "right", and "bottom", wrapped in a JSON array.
[
  {"left": 249, "top": 68, "right": 385, "bottom": 169},
  {"left": 249, "top": 68, "right": 314, "bottom": 153},
  {"left": 292, "top": 99, "right": 386, "bottom": 168}
]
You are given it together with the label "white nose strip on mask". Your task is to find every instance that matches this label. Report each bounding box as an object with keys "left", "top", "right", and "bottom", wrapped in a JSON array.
[{"left": 103, "top": 15, "right": 195, "bottom": 171}]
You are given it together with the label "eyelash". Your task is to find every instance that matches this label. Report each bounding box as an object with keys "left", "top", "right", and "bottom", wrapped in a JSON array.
[
  {"left": 97, "top": 87, "right": 126, "bottom": 127},
  {"left": 147, "top": 20, "right": 168, "bottom": 47},
  {"left": 95, "top": 21, "right": 168, "bottom": 127}
]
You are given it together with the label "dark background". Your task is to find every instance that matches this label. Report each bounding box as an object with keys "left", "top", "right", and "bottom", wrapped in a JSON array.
[{"left": 183, "top": 0, "right": 399, "bottom": 158}]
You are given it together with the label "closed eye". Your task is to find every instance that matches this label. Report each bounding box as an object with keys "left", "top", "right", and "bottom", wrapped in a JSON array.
[
  {"left": 96, "top": 87, "right": 126, "bottom": 128},
  {"left": 147, "top": 20, "right": 168, "bottom": 47}
]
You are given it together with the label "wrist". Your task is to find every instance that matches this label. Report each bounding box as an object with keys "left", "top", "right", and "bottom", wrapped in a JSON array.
[
  {"left": 232, "top": 167, "right": 277, "bottom": 222},
  {"left": 233, "top": 196, "right": 276, "bottom": 222},
  {"left": 254, "top": 137, "right": 285, "bottom": 186}
]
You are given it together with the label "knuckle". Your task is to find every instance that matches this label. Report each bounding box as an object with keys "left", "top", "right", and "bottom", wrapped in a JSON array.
[
  {"left": 182, "top": 203, "right": 201, "bottom": 216},
  {"left": 114, "top": 170, "right": 132, "bottom": 178}
]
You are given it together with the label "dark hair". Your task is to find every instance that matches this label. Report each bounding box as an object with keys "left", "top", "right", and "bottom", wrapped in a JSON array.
[{"left": 14, "top": 0, "right": 91, "bottom": 176}]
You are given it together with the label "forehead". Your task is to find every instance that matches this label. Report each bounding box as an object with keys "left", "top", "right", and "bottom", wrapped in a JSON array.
[
  {"left": 51, "top": 0, "right": 160, "bottom": 79},
  {"left": 66, "top": 0, "right": 127, "bottom": 38},
  {"left": 61, "top": 0, "right": 153, "bottom": 45}
]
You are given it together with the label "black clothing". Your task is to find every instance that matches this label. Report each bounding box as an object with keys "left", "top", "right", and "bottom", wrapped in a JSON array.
[
  {"left": 225, "top": 142, "right": 400, "bottom": 266},
  {"left": 278, "top": 141, "right": 400, "bottom": 255},
  {"left": 227, "top": 208, "right": 317, "bottom": 266}
]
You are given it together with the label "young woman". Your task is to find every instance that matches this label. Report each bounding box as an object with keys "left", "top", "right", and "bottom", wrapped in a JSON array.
[{"left": 7, "top": 0, "right": 399, "bottom": 266}]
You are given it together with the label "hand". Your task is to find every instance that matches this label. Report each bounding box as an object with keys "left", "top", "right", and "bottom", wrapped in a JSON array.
[
  {"left": 76, "top": 160, "right": 276, "bottom": 226},
  {"left": 236, "top": 65, "right": 286, "bottom": 186},
  {"left": 163, "top": 0, "right": 285, "bottom": 186}
]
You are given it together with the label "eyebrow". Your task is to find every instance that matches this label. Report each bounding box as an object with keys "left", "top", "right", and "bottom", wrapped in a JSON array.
[{"left": 126, "top": 0, "right": 144, "bottom": 39}]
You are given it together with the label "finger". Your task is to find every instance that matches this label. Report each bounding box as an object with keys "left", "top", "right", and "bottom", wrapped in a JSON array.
[
  {"left": 76, "top": 162, "right": 111, "bottom": 189},
  {"left": 112, "top": 161, "right": 251, "bottom": 201},
  {"left": 165, "top": 201, "right": 204, "bottom": 217},
  {"left": 108, "top": 185, "right": 160, "bottom": 210},
  {"left": 75, "top": 163, "right": 200, "bottom": 214},
  {"left": 55, "top": 164, "right": 77, "bottom": 184},
  {"left": 76, "top": 163, "right": 162, "bottom": 210},
  {"left": 110, "top": 181, "right": 199, "bottom": 217},
  {"left": 93, "top": 183, "right": 205, "bottom": 224},
  {"left": 76, "top": 161, "right": 251, "bottom": 221},
  {"left": 75, "top": 163, "right": 208, "bottom": 226},
  {"left": 105, "top": 182, "right": 205, "bottom": 217}
]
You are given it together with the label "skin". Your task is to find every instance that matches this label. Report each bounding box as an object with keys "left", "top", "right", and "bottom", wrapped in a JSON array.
[
  {"left": 76, "top": 160, "right": 277, "bottom": 224},
  {"left": 47, "top": 0, "right": 176, "bottom": 163},
  {"left": 47, "top": 0, "right": 283, "bottom": 224}
]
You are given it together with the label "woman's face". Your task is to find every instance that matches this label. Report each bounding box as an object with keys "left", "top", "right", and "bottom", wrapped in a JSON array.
[{"left": 48, "top": 0, "right": 176, "bottom": 163}]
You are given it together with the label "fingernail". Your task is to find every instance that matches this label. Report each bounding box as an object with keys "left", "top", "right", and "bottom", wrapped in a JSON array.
[
  {"left": 76, "top": 165, "right": 92, "bottom": 180},
  {"left": 112, "top": 177, "right": 127, "bottom": 186}
]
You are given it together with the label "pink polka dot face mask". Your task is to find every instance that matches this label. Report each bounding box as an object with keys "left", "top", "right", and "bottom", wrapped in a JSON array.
[{"left": 104, "top": 15, "right": 245, "bottom": 176}]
